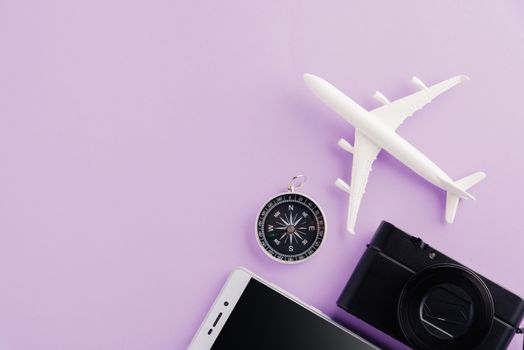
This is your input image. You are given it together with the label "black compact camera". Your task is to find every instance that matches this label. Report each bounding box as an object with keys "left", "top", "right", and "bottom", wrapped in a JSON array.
[{"left": 337, "top": 222, "right": 524, "bottom": 350}]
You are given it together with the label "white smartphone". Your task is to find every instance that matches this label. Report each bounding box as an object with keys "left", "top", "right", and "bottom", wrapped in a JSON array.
[{"left": 188, "top": 267, "right": 380, "bottom": 350}]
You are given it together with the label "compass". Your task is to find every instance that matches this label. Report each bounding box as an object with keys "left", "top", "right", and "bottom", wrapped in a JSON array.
[{"left": 255, "top": 175, "right": 327, "bottom": 264}]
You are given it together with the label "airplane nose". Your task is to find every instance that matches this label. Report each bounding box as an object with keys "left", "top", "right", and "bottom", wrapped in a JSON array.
[
  {"left": 303, "top": 73, "right": 333, "bottom": 98},
  {"left": 303, "top": 73, "right": 321, "bottom": 88},
  {"left": 303, "top": 73, "right": 315, "bottom": 81}
]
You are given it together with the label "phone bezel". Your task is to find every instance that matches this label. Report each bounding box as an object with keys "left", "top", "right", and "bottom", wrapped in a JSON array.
[
  {"left": 188, "top": 268, "right": 251, "bottom": 349},
  {"left": 187, "top": 267, "right": 379, "bottom": 349}
]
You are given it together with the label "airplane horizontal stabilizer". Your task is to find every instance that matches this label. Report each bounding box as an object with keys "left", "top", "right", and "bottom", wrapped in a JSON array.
[
  {"left": 437, "top": 176, "right": 475, "bottom": 200},
  {"left": 455, "top": 172, "right": 486, "bottom": 190},
  {"left": 445, "top": 172, "right": 486, "bottom": 223}
]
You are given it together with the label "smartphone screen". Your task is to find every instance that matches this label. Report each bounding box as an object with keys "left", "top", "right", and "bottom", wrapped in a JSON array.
[{"left": 211, "top": 278, "right": 378, "bottom": 349}]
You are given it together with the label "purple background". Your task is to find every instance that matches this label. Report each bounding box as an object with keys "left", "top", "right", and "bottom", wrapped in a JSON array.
[{"left": 1, "top": 1, "right": 523, "bottom": 349}]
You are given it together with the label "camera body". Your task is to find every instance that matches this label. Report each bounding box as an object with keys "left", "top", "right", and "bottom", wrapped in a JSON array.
[{"left": 337, "top": 221, "right": 524, "bottom": 350}]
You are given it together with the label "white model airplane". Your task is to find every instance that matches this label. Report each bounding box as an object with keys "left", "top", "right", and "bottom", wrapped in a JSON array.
[{"left": 304, "top": 73, "right": 485, "bottom": 234}]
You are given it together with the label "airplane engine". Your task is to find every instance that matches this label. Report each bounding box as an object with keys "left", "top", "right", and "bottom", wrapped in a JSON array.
[
  {"left": 373, "top": 91, "right": 389, "bottom": 105},
  {"left": 411, "top": 76, "right": 427, "bottom": 90}
]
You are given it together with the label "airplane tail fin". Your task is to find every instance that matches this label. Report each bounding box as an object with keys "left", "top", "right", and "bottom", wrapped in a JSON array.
[{"left": 445, "top": 172, "right": 486, "bottom": 223}]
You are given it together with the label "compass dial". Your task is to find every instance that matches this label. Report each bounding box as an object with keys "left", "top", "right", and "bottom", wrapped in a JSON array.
[{"left": 256, "top": 192, "right": 326, "bottom": 263}]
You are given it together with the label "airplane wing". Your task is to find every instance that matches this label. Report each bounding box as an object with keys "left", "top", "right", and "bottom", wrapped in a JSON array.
[
  {"left": 369, "top": 75, "right": 469, "bottom": 131},
  {"left": 336, "top": 130, "right": 381, "bottom": 234}
]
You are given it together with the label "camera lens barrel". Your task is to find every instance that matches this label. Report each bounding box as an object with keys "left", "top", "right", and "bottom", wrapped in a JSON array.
[{"left": 397, "top": 264, "right": 494, "bottom": 350}]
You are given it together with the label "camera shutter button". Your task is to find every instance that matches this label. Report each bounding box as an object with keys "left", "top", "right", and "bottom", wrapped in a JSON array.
[{"left": 410, "top": 236, "right": 427, "bottom": 249}]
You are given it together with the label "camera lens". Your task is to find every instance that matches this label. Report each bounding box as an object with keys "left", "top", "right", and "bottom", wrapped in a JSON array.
[
  {"left": 397, "top": 264, "right": 494, "bottom": 350},
  {"left": 420, "top": 283, "right": 473, "bottom": 339}
]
